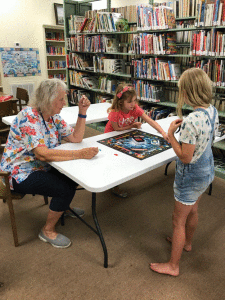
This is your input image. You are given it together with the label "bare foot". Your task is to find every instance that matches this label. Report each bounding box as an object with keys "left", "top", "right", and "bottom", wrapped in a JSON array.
[
  {"left": 166, "top": 236, "right": 192, "bottom": 252},
  {"left": 150, "top": 262, "right": 179, "bottom": 277}
]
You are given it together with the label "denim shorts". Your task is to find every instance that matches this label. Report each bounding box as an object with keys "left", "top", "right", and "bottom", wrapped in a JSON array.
[{"left": 173, "top": 158, "right": 214, "bottom": 205}]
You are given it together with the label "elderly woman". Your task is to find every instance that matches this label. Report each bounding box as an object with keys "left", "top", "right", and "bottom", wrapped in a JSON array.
[{"left": 0, "top": 79, "right": 98, "bottom": 248}]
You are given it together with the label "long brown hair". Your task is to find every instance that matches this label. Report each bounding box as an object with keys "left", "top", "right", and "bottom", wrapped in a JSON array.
[
  {"left": 177, "top": 68, "right": 212, "bottom": 117},
  {"left": 107, "top": 83, "right": 137, "bottom": 113}
]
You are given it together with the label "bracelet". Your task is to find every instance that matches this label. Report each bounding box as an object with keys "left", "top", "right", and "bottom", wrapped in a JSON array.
[{"left": 78, "top": 114, "right": 87, "bottom": 119}]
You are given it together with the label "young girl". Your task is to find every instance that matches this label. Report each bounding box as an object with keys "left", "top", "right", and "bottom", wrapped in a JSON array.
[
  {"left": 104, "top": 83, "right": 168, "bottom": 139},
  {"left": 104, "top": 83, "right": 169, "bottom": 197},
  {"left": 150, "top": 68, "right": 219, "bottom": 276}
]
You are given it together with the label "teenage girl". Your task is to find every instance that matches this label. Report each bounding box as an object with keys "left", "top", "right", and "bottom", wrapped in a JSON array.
[
  {"left": 150, "top": 68, "right": 219, "bottom": 276},
  {"left": 104, "top": 83, "right": 169, "bottom": 197}
]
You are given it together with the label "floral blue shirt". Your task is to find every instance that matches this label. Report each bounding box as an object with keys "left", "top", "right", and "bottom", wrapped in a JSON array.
[{"left": 0, "top": 107, "right": 73, "bottom": 189}]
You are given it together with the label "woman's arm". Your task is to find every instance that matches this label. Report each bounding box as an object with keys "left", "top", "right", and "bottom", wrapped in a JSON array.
[
  {"left": 64, "top": 95, "right": 91, "bottom": 143},
  {"left": 141, "top": 113, "right": 168, "bottom": 141},
  {"left": 33, "top": 145, "right": 99, "bottom": 162},
  {"left": 168, "top": 119, "right": 195, "bottom": 164}
]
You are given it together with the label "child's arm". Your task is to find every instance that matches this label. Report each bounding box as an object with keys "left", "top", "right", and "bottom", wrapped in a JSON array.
[
  {"left": 168, "top": 119, "right": 195, "bottom": 164},
  {"left": 110, "top": 121, "right": 142, "bottom": 131},
  {"left": 141, "top": 113, "right": 168, "bottom": 141}
]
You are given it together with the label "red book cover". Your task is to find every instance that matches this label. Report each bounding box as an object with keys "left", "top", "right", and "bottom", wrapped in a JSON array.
[
  {"left": 80, "top": 18, "right": 88, "bottom": 32},
  {"left": 222, "top": 2, "right": 225, "bottom": 24}
]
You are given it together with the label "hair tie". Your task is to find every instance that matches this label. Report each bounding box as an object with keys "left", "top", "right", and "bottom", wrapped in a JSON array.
[{"left": 117, "top": 86, "right": 130, "bottom": 99}]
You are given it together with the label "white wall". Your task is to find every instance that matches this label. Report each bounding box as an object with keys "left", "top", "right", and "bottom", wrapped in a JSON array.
[{"left": 0, "top": 0, "right": 63, "bottom": 94}]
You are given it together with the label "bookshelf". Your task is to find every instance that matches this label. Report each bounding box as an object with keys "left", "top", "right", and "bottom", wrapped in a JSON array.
[
  {"left": 43, "top": 25, "right": 67, "bottom": 82},
  {"left": 63, "top": 0, "right": 225, "bottom": 179}
]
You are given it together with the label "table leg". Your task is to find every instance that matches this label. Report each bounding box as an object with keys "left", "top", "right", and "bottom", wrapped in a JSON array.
[
  {"left": 66, "top": 193, "right": 108, "bottom": 268},
  {"left": 164, "top": 162, "right": 172, "bottom": 175},
  {"left": 92, "top": 192, "right": 108, "bottom": 268}
]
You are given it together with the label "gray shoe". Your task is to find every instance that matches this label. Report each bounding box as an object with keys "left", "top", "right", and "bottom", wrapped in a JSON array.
[
  {"left": 38, "top": 230, "right": 71, "bottom": 248},
  {"left": 64, "top": 207, "right": 85, "bottom": 218}
]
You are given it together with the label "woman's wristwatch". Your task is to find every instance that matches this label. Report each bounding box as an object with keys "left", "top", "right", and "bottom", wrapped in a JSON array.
[{"left": 78, "top": 114, "right": 87, "bottom": 118}]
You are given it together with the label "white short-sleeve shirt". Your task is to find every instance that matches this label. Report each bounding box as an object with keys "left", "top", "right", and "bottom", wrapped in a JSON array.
[{"left": 179, "top": 105, "right": 219, "bottom": 163}]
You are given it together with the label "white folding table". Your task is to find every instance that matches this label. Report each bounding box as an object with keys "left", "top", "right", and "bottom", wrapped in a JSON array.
[
  {"left": 2, "top": 102, "right": 111, "bottom": 126},
  {"left": 49, "top": 117, "right": 177, "bottom": 267},
  {"left": 50, "top": 116, "right": 225, "bottom": 268}
]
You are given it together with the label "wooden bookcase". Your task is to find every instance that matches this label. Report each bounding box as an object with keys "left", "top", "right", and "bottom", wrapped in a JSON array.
[{"left": 43, "top": 25, "right": 67, "bottom": 82}]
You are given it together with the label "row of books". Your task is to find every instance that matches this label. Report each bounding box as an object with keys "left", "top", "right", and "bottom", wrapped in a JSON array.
[
  {"left": 68, "top": 13, "right": 123, "bottom": 34},
  {"left": 136, "top": 4, "right": 176, "bottom": 31},
  {"left": 156, "top": 0, "right": 225, "bottom": 22},
  {"left": 131, "top": 58, "right": 181, "bottom": 81},
  {"left": 190, "top": 29, "right": 225, "bottom": 56},
  {"left": 67, "top": 89, "right": 91, "bottom": 105},
  {"left": 139, "top": 106, "right": 172, "bottom": 121},
  {"left": 69, "top": 70, "right": 98, "bottom": 89},
  {"left": 131, "top": 32, "right": 177, "bottom": 55},
  {"left": 176, "top": 22, "right": 195, "bottom": 43},
  {"left": 48, "top": 74, "right": 66, "bottom": 81},
  {"left": 163, "top": 86, "right": 225, "bottom": 112},
  {"left": 46, "top": 46, "right": 65, "bottom": 56},
  {"left": 98, "top": 76, "right": 117, "bottom": 94},
  {"left": 93, "top": 58, "right": 125, "bottom": 74},
  {"left": 67, "top": 53, "right": 91, "bottom": 70},
  {"left": 67, "top": 35, "right": 119, "bottom": 53},
  {"left": 133, "top": 80, "right": 165, "bottom": 102},
  {"left": 45, "top": 31, "right": 64, "bottom": 41},
  {"left": 200, "top": 59, "right": 225, "bottom": 86},
  {"left": 195, "top": 0, "right": 225, "bottom": 27},
  {"left": 47, "top": 60, "right": 66, "bottom": 69},
  {"left": 85, "top": 5, "right": 137, "bottom": 23}
]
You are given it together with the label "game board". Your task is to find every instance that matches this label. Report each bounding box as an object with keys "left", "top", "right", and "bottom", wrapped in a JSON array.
[{"left": 98, "top": 130, "right": 171, "bottom": 160}]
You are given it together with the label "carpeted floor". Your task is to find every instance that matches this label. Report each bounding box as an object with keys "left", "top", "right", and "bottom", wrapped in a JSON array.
[{"left": 0, "top": 127, "right": 225, "bottom": 300}]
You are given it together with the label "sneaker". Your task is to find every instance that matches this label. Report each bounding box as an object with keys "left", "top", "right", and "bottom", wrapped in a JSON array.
[
  {"left": 38, "top": 230, "right": 71, "bottom": 248},
  {"left": 64, "top": 207, "right": 85, "bottom": 218}
]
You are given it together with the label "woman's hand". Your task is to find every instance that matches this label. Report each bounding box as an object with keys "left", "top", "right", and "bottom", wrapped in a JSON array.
[
  {"left": 79, "top": 147, "right": 99, "bottom": 159},
  {"left": 78, "top": 95, "right": 91, "bottom": 115},
  {"left": 132, "top": 122, "right": 142, "bottom": 129},
  {"left": 168, "top": 119, "right": 183, "bottom": 136}
]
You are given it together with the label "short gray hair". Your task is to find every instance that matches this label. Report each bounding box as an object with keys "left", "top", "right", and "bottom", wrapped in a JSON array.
[{"left": 29, "top": 78, "right": 67, "bottom": 113}]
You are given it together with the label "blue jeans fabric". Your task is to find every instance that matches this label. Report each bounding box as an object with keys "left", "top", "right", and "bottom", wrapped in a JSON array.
[
  {"left": 174, "top": 107, "right": 216, "bottom": 205},
  {"left": 12, "top": 168, "right": 78, "bottom": 212}
]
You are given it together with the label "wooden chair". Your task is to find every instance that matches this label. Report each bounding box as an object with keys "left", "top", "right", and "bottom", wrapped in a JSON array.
[
  {"left": 16, "top": 88, "right": 29, "bottom": 111},
  {"left": 0, "top": 171, "right": 48, "bottom": 246},
  {"left": 0, "top": 100, "right": 18, "bottom": 150}
]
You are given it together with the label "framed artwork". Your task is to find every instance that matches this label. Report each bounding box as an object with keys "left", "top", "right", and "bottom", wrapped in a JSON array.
[
  {"left": 0, "top": 48, "right": 41, "bottom": 77},
  {"left": 54, "top": 3, "right": 64, "bottom": 25}
]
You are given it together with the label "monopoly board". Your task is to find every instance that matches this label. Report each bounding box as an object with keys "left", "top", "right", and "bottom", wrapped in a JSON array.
[{"left": 98, "top": 130, "right": 171, "bottom": 160}]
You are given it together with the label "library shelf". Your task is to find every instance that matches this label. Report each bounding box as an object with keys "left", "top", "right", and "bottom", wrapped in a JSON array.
[{"left": 43, "top": 24, "right": 67, "bottom": 82}]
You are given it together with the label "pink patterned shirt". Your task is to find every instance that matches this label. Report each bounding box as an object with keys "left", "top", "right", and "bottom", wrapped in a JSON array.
[{"left": 104, "top": 104, "right": 144, "bottom": 133}]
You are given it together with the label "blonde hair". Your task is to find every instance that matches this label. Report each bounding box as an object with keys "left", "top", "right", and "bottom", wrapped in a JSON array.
[
  {"left": 29, "top": 78, "right": 67, "bottom": 113},
  {"left": 177, "top": 68, "right": 212, "bottom": 117},
  {"left": 107, "top": 83, "right": 137, "bottom": 113}
]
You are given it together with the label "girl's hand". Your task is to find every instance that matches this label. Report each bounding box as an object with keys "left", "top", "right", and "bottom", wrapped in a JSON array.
[
  {"left": 132, "top": 122, "right": 142, "bottom": 129},
  {"left": 80, "top": 147, "right": 99, "bottom": 159},
  {"left": 168, "top": 119, "right": 183, "bottom": 136},
  {"left": 78, "top": 95, "right": 91, "bottom": 114},
  {"left": 162, "top": 132, "right": 170, "bottom": 143}
]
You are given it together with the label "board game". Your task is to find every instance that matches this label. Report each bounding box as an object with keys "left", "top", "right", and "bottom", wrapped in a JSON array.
[{"left": 98, "top": 130, "right": 171, "bottom": 160}]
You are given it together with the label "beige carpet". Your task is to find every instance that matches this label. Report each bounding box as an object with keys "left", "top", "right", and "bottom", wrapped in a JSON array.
[{"left": 0, "top": 127, "right": 225, "bottom": 300}]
